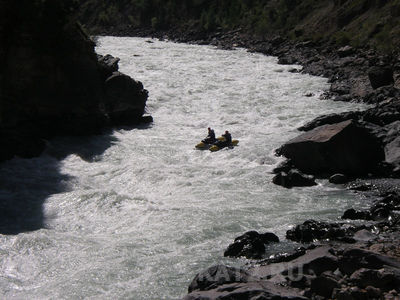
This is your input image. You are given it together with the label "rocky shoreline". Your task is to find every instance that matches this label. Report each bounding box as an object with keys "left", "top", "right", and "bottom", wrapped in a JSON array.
[{"left": 118, "top": 28, "right": 400, "bottom": 299}]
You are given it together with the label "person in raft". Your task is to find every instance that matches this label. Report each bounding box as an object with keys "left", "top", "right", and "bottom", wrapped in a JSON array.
[
  {"left": 202, "top": 127, "right": 216, "bottom": 144},
  {"left": 214, "top": 130, "right": 232, "bottom": 148},
  {"left": 222, "top": 130, "right": 232, "bottom": 144}
]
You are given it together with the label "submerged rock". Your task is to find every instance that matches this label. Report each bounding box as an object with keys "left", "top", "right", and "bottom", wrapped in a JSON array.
[
  {"left": 342, "top": 208, "right": 371, "bottom": 220},
  {"left": 272, "top": 169, "right": 317, "bottom": 188}
]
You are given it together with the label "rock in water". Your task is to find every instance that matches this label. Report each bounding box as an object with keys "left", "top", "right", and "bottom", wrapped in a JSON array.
[
  {"left": 224, "top": 231, "right": 279, "bottom": 259},
  {"left": 329, "top": 173, "right": 349, "bottom": 184},
  {"left": 273, "top": 169, "right": 317, "bottom": 188},
  {"left": 105, "top": 72, "right": 149, "bottom": 125},
  {"left": 187, "top": 265, "right": 254, "bottom": 293},
  {"left": 276, "top": 120, "right": 384, "bottom": 176}
]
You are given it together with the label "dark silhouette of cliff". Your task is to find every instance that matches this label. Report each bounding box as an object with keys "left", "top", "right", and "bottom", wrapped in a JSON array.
[{"left": 0, "top": 0, "right": 148, "bottom": 162}]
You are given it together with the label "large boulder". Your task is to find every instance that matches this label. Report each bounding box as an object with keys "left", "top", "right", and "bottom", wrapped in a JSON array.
[
  {"left": 276, "top": 120, "right": 384, "bottom": 176},
  {"left": 105, "top": 72, "right": 148, "bottom": 126},
  {"left": 368, "top": 66, "right": 394, "bottom": 89}
]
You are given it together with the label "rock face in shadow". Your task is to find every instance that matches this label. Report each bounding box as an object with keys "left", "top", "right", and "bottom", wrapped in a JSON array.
[
  {"left": 276, "top": 120, "right": 384, "bottom": 176},
  {"left": 104, "top": 72, "right": 148, "bottom": 125},
  {"left": 0, "top": 0, "right": 149, "bottom": 162}
]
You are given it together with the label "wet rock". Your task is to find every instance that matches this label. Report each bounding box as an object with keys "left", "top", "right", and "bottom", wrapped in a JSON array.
[
  {"left": 272, "top": 159, "right": 294, "bottom": 174},
  {"left": 341, "top": 208, "right": 371, "bottom": 220},
  {"left": 263, "top": 247, "right": 308, "bottom": 265},
  {"left": 272, "top": 169, "right": 317, "bottom": 188},
  {"left": 286, "top": 220, "right": 352, "bottom": 243},
  {"left": 277, "top": 120, "right": 384, "bottom": 176},
  {"left": 348, "top": 182, "right": 375, "bottom": 191},
  {"left": 368, "top": 66, "right": 394, "bottom": 89},
  {"left": 140, "top": 115, "right": 153, "bottom": 124},
  {"left": 329, "top": 173, "right": 349, "bottom": 184},
  {"left": 224, "top": 231, "right": 279, "bottom": 259},
  {"left": 104, "top": 72, "right": 149, "bottom": 125},
  {"left": 188, "top": 265, "right": 255, "bottom": 293},
  {"left": 370, "top": 203, "right": 391, "bottom": 220}
]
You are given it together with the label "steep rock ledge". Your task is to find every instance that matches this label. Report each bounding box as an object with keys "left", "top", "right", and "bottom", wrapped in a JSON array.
[{"left": 0, "top": 0, "right": 149, "bottom": 162}]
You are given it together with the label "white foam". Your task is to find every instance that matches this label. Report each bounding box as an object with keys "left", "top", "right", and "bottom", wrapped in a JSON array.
[{"left": 0, "top": 37, "right": 368, "bottom": 299}]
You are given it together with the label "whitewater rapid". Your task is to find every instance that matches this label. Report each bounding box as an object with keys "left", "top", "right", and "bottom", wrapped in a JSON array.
[{"left": 0, "top": 37, "right": 367, "bottom": 299}]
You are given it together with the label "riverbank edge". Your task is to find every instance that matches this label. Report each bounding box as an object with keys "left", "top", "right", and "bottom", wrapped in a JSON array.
[{"left": 98, "top": 28, "right": 400, "bottom": 298}]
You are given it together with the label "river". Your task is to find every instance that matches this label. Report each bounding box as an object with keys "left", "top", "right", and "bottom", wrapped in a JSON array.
[{"left": 0, "top": 37, "right": 367, "bottom": 299}]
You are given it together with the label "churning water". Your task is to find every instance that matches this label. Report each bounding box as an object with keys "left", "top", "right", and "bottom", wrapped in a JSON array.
[{"left": 0, "top": 37, "right": 367, "bottom": 299}]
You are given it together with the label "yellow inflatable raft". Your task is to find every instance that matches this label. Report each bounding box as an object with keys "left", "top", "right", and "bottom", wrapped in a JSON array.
[{"left": 195, "top": 136, "right": 239, "bottom": 151}]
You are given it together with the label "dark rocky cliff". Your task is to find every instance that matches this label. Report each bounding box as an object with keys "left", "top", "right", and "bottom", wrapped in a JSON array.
[{"left": 0, "top": 0, "right": 149, "bottom": 162}]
